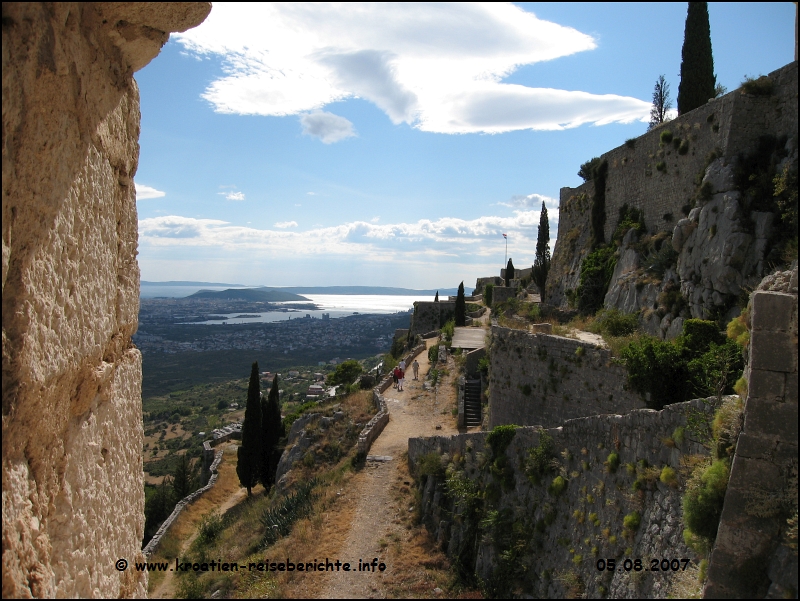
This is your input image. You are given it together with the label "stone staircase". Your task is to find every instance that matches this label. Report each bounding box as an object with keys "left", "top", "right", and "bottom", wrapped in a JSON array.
[{"left": 464, "top": 379, "right": 482, "bottom": 428}]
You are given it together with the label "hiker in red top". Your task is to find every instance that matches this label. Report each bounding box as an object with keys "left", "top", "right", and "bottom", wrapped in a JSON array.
[
  {"left": 398, "top": 368, "right": 405, "bottom": 391},
  {"left": 393, "top": 366, "right": 401, "bottom": 389}
]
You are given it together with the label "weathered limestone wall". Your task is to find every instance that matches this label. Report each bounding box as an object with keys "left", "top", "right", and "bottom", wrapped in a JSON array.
[
  {"left": 704, "top": 269, "right": 798, "bottom": 598},
  {"left": 410, "top": 301, "right": 456, "bottom": 336},
  {"left": 409, "top": 399, "right": 712, "bottom": 598},
  {"left": 547, "top": 62, "right": 798, "bottom": 308},
  {"left": 488, "top": 326, "right": 644, "bottom": 429},
  {"left": 1, "top": 3, "right": 209, "bottom": 598}
]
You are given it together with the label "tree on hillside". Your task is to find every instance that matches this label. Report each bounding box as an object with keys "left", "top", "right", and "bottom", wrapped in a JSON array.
[
  {"left": 677, "top": 2, "right": 716, "bottom": 115},
  {"left": 455, "top": 281, "right": 466, "bottom": 326},
  {"left": 531, "top": 201, "right": 551, "bottom": 301},
  {"left": 237, "top": 362, "right": 262, "bottom": 496},
  {"left": 505, "top": 258, "right": 515, "bottom": 286},
  {"left": 648, "top": 75, "right": 673, "bottom": 130},
  {"left": 260, "top": 375, "right": 285, "bottom": 491},
  {"left": 172, "top": 454, "right": 199, "bottom": 500},
  {"left": 326, "top": 359, "right": 362, "bottom": 387}
]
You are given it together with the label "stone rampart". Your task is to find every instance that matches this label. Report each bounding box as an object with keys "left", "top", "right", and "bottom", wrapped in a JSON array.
[
  {"left": 547, "top": 62, "right": 798, "bottom": 308},
  {"left": 143, "top": 449, "right": 224, "bottom": 558},
  {"left": 1, "top": 4, "right": 210, "bottom": 597},
  {"left": 491, "top": 286, "right": 517, "bottom": 304},
  {"left": 488, "top": 326, "right": 644, "bottom": 429},
  {"left": 410, "top": 301, "right": 455, "bottom": 336},
  {"left": 409, "top": 398, "right": 713, "bottom": 598},
  {"left": 704, "top": 269, "right": 798, "bottom": 598}
]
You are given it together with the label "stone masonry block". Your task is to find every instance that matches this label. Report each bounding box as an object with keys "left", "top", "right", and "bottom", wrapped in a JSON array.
[
  {"left": 744, "top": 397, "right": 798, "bottom": 441},
  {"left": 728, "top": 454, "right": 783, "bottom": 492},
  {"left": 786, "top": 372, "right": 798, "bottom": 404},
  {"left": 748, "top": 369, "right": 785, "bottom": 400},
  {"left": 750, "top": 330, "right": 795, "bottom": 372},
  {"left": 752, "top": 291, "right": 796, "bottom": 331}
]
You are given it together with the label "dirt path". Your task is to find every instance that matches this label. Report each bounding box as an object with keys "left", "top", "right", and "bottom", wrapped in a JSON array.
[
  {"left": 308, "top": 341, "right": 459, "bottom": 599},
  {"left": 149, "top": 445, "right": 248, "bottom": 599}
]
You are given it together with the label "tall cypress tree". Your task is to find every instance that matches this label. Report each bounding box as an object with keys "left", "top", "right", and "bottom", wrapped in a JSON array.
[
  {"left": 532, "top": 201, "right": 551, "bottom": 301},
  {"left": 237, "top": 362, "right": 262, "bottom": 496},
  {"left": 454, "top": 281, "right": 466, "bottom": 327},
  {"left": 677, "top": 2, "right": 716, "bottom": 115},
  {"left": 505, "top": 258, "right": 515, "bottom": 286},
  {"left": 260, "top": 375, "right": 285, "bottom": 490}
]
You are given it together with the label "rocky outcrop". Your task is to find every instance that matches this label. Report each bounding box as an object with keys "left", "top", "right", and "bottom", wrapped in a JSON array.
[{"left": 2, "top": 3, "right": 209, "bottom": 598}]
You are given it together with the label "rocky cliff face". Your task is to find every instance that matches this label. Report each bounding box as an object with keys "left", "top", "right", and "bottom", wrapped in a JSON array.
[
  {"left": 1, "top": 3, "right": 209, "bottom": 597},
  {"left": 547, "top": 62, "right": 797, "bottom": 334}
]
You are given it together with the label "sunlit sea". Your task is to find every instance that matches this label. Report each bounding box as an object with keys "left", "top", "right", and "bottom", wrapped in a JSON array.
[{"left": 140, "top": 285, "right": 432, "bottom": 324}]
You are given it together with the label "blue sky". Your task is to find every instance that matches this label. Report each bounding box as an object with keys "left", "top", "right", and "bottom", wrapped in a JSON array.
[{"left": 134, "top": 2, "right": 795, "bottom": 289}]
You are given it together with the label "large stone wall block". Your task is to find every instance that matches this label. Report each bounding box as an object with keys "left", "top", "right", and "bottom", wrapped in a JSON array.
[
  {"left": 750, "top": 330, "right": 796, "bottom": 372},
  {"left": 748, "top": 368, "right": 786, "bottom": 400},
  {"left": 752, "top": 291, "right": 796, "bottom": 332},
  {"left": 743, "top": 397, "right": 798, "bottom": 441}
]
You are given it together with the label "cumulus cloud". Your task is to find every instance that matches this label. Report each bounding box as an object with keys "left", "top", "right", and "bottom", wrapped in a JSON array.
[
  {"left": 226, "top": 191, "right": 245, "bottom": 201},
  {"left": 139, "top": 208, "right": 557, "bottom": 264},
  {"left": 300, "top": 111, "right": 356, "bottom": 144},
  {"left": 174, "top": 3, "right": 650, "bottom": 134},
  {"left": 135, "top": 184, "right": 166, "bottom": 200},
  {"left": 500, "top": 193, "right": 559, "bottom": 210}
]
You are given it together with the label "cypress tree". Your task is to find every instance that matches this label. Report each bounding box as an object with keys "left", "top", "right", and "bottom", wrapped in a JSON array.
[
  {"left": 237, "top": 362, "right": 262, "bottom": 496},
  {"left": 455, "top": 282, "right": 466, "bottom": 327},
  {"left": 505, "top": 258, "right": 515, "bottom": 286},
  {"left": 434, "top": 291, "right": 439, "bottom": 302},
  {"left": 532, "top": 201, "right": 551, "bottom": 301},
  {"left": 677, "top": 2, "right": 716, "bottom": 115},
  {"left": 260, "top": 375, "right": 285, "bottom": 490}
]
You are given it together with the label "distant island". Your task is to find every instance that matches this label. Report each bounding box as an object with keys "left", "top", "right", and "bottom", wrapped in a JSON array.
[
  {"left": 187, "top": 288, "right": 310, "bottom": 302},
  {"left": 141, "top": 281, "right": 471, "bottom": 296}
]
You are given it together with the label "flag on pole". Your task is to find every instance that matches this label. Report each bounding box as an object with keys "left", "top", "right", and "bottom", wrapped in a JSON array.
[{"left": 502, "top": 233, "right": 507, "bottom": 239}]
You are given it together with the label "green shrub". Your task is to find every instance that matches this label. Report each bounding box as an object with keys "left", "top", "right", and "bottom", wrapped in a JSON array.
[
  {"left": 484, "top": 283, "right": 494, "bottom": 307},
  {"left": 579, "top": 156, "right": 602, "bottom": 182},
  {"left": 740, "top": 75, "right": 774, "bottom": 96},
  {"left": 625, "top": 138, "right": 636, "bottom": 149},
  {"left": 487, "top": 425, "right": 518, "bottom": 458},
  {"left": 683, "top": 459, "right": 730, "bottom": 541},
  {"left": 197, "top": 511, "right": 224, "bottom": 546},
  {"left": 660, "top": 130, "right": 674, "bottom": 144},
  {"left": 623, "top": 511, "right": 641, "bottom": 530},
  {"left": 590, "top": 160, "right": 609, "bottom": 247},
  {"left": 660, "top": 466, "right": 679, "bottom": 487},
  {"left": 621, "top": 336, "right": 690, "bottom": 409},
  {"left": 678, "top": 139, "right": 690, "bottom": 155},
  {"left": 605, "top": 452, "right": 620, "bottom": 473},
  {"left": 549, "top": 475, "right": 567, "bottom": 496},
  {"left": 428, "top": 343, "right": 440, "bottom": 364},
  {"left": 576, "top": 246, "right": 617, "bottom": 315},
  {"left": 441, "top": 319, "right": 455, "bottom": 342},
  {"left": 417, "top": 452, "right": 445, "bottom": 479},
  {"left": 592, "top": 308, "right": 639, "bottom": 337},
  {"left": 656, "top": 161, "right": 667, "bottom": 172}
]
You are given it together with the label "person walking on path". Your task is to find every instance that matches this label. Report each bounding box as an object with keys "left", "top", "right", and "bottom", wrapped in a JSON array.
[
  {"left": 398, "top": 368, "right": 405, "bottom": 391},
  {"left": 412, "top": 359, "right": 420, "bottom": 380},
  {"left": 399, "top": 359, "right": 406, "bottom": 371},
  {"left": 392, "top": 366, "right": 400, "bottom": 389}
]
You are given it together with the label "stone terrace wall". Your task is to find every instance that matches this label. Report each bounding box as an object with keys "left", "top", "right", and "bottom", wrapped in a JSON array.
[
  {"left": 410, "top": 301, "right": 455, "bottom": 336},
  {"left": 547, "top": 62, "right": 798, "bottom": 308},
  {"left": 704, "top": 270, "right": 798, "bottom": 598},
  {"left": 488, "top": 326, "right": 644, "bottom": 429},
  {"left": 409, "top": 399, "right": 712, "bottom": 598},
  {"left": 1, "top": 4, "right": 209, "bottom": 598}
]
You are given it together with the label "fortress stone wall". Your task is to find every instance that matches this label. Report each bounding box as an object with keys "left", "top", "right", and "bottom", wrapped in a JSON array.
[
  {"left": 1, "top": 3, "right": 209, "bottom": 597},
  {"left": 705, "top": 270, "right": 798, "bottom": 598},
  {"left": 548, "top": 62, "right": 798, "bottom": 308},
  {"left": 488, "top": 326, "right": 645, "bottom": 429},
  {"left": 409, "top": 399, "right": 712, "bottom": 598},
  {"left": 409, "top": 300, "right": 456, "bottom": 336}
]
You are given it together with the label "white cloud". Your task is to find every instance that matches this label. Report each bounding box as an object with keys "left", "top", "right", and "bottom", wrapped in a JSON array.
[
  {"left": 300, "top": 111, "right": 356, "bottom": 144},
  {"left": 174, "top": 3, "right": 650, "bottom": 134},
  {"left": 226, "top": 191, "right": 245, "bottom": 201},
  {"left": 135, "top": 184, "right": 166, "bottom": 200},
  {"left": 500, "top": 193, "right": 559, "bottom": 210},
  {"left": 370, "top": 217, "right": 380, "bottom": 223},
  {"left": 307, "top": 192, "right": 317, "bottom": 196},
  {"left": 139, "top": 208, "right": 557, "bottom": 265}
]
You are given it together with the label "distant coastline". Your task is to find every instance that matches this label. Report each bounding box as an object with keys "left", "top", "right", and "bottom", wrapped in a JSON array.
[{"left": 140, "top": 281, "right": 471, "bottom": 297}]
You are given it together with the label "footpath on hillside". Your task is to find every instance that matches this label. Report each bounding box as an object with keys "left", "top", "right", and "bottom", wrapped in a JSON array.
[{"left": 289, "top": 338, "right": 461, "bottom": 599}]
